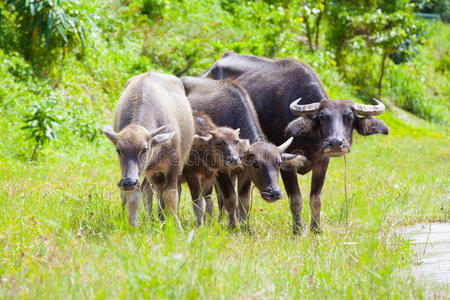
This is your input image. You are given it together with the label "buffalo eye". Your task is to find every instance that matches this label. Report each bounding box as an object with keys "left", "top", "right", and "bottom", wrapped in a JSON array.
[
  {"left": 141, "top": 148, "right": 148, "bottom": 155},
  {"left": 215, "top": 139, "right": 224, "bottom": 146},
  {"left": 253, "top": 161, "right": 260, "bottom": 168},
  {"left": 343, "top": 114, "right": 353, "bottom": 122},
  {"left": 116, "top": 149, "right": 121, "bottom": 155},
  {"left": 234, "top": 140, "right": 239, "bottom": 145},
  {"left": 318, "top": 114, "right": 327, "bottom": 122}
]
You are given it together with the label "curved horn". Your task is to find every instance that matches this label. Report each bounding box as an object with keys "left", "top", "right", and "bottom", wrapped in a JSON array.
[
  {"left": 148, "top": 125, "right": 167, "bottom": 137},
  {"left": 352, "top": 98, "right": 385, "bottom": 116},
  {"left": 289, "top": 98, "right": 321, "bottom": 116},
  {"left": 277, "top": 137, "right": 294, "bottom": 153}
]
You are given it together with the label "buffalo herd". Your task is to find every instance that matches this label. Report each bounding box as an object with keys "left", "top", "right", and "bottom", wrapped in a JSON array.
[{"left": 103, "top": 52, "right": 389, "bottom": 234}]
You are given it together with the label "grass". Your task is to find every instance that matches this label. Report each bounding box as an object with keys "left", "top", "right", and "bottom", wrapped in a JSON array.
[{"left": 0, "top": 111, "right": 449, "bottom": 299}]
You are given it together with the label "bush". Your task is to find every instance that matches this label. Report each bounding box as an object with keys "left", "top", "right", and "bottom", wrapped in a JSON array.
[
  {"left": 141, "top": 0, "right": 166, "bottom": 20},
  {"left": 0, "top": 0, "right": 448, "bottom": 163},
  {"left": 21, "top": 98, "right": 61, "bottom": 160}
]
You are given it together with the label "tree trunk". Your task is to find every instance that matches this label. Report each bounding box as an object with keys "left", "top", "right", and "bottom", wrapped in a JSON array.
[
  {"left": 303, "top": 13, "right": 314, "bottom": 52},
  {"left": 314, "top": 1, "right": 328, "bottom": 51},
  {"left": 377, "top": 50, "right": 388, "bottom": 98},
  {"left": 314, "top": 11, "right": 322, "bottom": 51},
  {"left": 31, "top": 144, "right": 39, "bottom": 161}
]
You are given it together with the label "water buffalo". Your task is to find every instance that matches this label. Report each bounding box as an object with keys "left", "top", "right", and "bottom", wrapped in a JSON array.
[
  {"left": 181, "top": 76, "right": 306, "bottom": 229},
  {"left": 203, "top": 52, "right": 389, "bottom": 233},
  {"left": 182, "top": 111, "right": 245, "bottom": 226},
  {"left": 103, "top": 72, "right": 194, "bottom": 228}
]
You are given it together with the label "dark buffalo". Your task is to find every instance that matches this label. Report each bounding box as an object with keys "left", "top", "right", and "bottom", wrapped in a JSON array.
[
  {"left": 181, "top": 76, "right": 306, "bottom": 229},
  {"left": 203, "top": 52, "right": 388, "bottom": 233}
]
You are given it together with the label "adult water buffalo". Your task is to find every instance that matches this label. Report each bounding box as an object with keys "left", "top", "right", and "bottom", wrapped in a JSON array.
[
  {"left": 203, "top": 52, "right": 389, "bottom": 233},
  {"left": 103, "top": 72, "right": 194, "bottom": 228},
  {"left": 181, "top": 76, "right": 306, "bottom": 229}
]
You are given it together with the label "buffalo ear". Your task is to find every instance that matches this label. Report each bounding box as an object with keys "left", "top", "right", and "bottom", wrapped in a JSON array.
[
  {"left": 152, "top": 131, "right": 175, "bottom": 146},
  {"left": 280, "top": 153, "right": 307, "bottom": 170},
  {"left": 209, "top": 66, "right": 225, "bottom": 79},
  {"left": 284, "top": 117, "right": 317, "bottom": 138},
  {"left": 193, "top": 134, "right": 213, "bottom": 146},
  {"left": 102, "top": 125, "right": 117, "bottom": 144},
  {"left": 238, "top": 139, "right": 250, "bottom": 153},
  {"left": 355, "top": 117, "right": 389, "bottom": 136}
]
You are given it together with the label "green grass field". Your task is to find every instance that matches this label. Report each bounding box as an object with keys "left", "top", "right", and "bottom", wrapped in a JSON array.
[{"left": 1, "top": 110, "right": 448, "bottom": 299}]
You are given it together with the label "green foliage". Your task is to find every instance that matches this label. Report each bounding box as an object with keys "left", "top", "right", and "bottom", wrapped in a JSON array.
[
  {"left": 21, "top": 98, "right": 61, "bottom": 160},
  {"left": 141, "top": 0, "right": 166, "bottom": 20},
  {"left": 325, "top": 0, "right": 428, "bottom": 96},
  {"left": 296, "top": 0, "right": 329, "bottom": 52},
  {"left": 4, "top": 0, "right": 95, "bottom": 69},
  {"left": 417, "top": 0, "right": 450, "bottom": 21},
  {"left": 67, "top": 108, "right": 102, "bottom": 142}
]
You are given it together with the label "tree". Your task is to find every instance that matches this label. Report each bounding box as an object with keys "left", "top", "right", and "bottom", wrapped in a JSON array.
[
  {"left": 5, "top": 0, "right": 92, "bottom": 70},
  {"left": 298, "top": 0, "right": 329, "bottom": 52},
  {"left": 326, "top": 0, "right": 425, "bottom": 97}
]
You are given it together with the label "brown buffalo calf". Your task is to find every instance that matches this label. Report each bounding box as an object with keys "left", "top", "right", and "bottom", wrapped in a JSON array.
[{"left": 182, "top": 111, "right": 248, "bottom": 226}]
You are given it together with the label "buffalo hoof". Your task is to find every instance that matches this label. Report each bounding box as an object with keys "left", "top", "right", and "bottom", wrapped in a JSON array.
[
  {"left": 227, "top": 223, "right": 240, "bottom": 233},
  {"left": 310, "top": 224, "right": 322, "bottom": 235},
  {"left": 240, "top": 223, "right": 252, "bottom": 235},
  {"left": 292, "top": 222, "right": 304, "bottom": 235}
]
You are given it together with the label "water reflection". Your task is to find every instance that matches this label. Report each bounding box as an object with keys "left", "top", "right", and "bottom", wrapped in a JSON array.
[{"left": 401, "top": 223, "right": 450, "bottom": 284}]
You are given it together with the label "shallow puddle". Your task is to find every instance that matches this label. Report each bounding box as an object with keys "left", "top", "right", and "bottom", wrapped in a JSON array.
[{"left": 400, "top": 223, "right": 450, "bottom": 284}]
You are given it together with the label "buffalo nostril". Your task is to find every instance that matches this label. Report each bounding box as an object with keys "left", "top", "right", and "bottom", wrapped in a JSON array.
[
  {"left": 329, "top": 138, "right": 341, "bottom": 146},
  {"left": 262, "top": 187, "right": 283, "bottom": 201},
  {"left": 271, "top": 188, "right": 283, "bottom": 199},
  {"left": 119, "top": 178, "right": 139, "bottom": 188},
  {"left": 227, "top": 156, "right": 240, "bottom": 165}
]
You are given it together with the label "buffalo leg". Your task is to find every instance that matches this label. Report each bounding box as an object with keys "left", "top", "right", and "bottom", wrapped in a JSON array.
[
  {"left": 215, "top": 183, "right": 226, "bottom": 221},
  {"left": 185, "top": 174, "right": 206, "bottom": 226},
  {"left": 237, "top": 179, "right": 251, "bottom": 232},
  {"left": 141, "top": 176, "right": 153, "bottom": 219},
  {"left": 310, "top": 157, "right": 329, "bottom": 234},
  {"left": 281, "top": 169, "right": 303, "bottom": 234},
  {"left": 162, "top": 166, "right": 183, "bottom": 229},
  {"left": 216, "top": 171, "right": 238, "bottom": 228},
  {"left": 203, "top": 182, "right": 214, "bottom": 222},
  {"left": 121, "top": 190, "right": 140, "bottom": 227},
  {"left": 121, "top": 191, "right": 127, "bottom": 216},
  {"left": 155, "top": 184, "right": 165, "bottom": 222},
  {"left": 177, "top": 174, "right": 182, "bottom": 207}
]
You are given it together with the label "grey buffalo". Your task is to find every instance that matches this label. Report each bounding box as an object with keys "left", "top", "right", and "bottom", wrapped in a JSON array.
[{"left": 103, "top": 72, "right": 194, "bottom": 228}]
